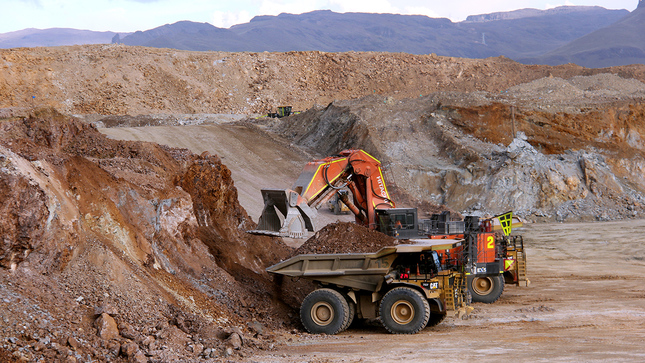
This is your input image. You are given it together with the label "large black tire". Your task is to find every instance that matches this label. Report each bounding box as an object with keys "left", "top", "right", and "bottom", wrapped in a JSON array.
[
  {"left": 379, "top": 287, "right": 430, "bottom": 334},
  {"left": 341, "top": 295, "right": 356, "bottom": 332},
  {"left": 468, "top": 275, "right": 505, "bottom": 304},
  {"left": 426, "top": 312, "right": 447, "bottom": 328},
  {"left": 300, "top": 289, "right": 349, "bottom": 335}
]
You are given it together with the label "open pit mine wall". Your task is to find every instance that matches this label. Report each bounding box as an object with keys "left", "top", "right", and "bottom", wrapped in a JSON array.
[
  {"left": 269, "top": 98, "right": 645, "bottom": 222},
  {"left": 2, "top": 45, "right": 645, "bottom": 115},
  {"left": 0, "top": 109, "right": 290, "bottom": 331}
]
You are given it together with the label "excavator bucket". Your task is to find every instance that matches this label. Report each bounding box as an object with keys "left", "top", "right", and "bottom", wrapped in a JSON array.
[{"left": 248, "top": 189, "right": 317, "bottom": 238}]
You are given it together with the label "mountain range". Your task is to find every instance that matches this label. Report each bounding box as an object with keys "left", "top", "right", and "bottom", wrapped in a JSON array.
[
  {"left": 0, "top": 4, "right": 643, "bottom": 68},
  {"left": 0, "top": 28, "right": 121, "bottom": 48}
]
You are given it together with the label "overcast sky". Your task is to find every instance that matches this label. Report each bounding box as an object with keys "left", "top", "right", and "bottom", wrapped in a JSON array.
[{"left": 0, "top": 0, "right": 638, "bottom": 34}]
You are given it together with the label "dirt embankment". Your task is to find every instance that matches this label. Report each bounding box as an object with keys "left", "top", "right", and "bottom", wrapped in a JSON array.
[
  {"left": 2, "top": 45, "right": 645, "bottom": 115},
  {"left": 0, "top": 108, "right": 298, "bottom": 362}
]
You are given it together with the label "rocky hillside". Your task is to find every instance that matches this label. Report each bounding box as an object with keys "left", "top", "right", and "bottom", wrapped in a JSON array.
[
  {"left": 0, "top": 109, "right": 304, "bottom": 361},
  {"left": 2, "top": 45, "right": 645, "bottom": 116},
  {"left": 258, "top": 74, "right": 645, "bottom": 222},
  {"left": 2, "top": 45, "right": 645, "bottom": 222}
]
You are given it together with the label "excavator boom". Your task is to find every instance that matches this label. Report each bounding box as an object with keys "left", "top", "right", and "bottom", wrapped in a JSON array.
[{"left": 248, "top": 149, "right": 395, "bottom": 238}]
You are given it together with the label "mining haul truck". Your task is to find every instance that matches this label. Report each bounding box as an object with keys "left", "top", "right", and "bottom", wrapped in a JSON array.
[
  {"left": 267, "top": 239, "right": 472, "bottom": 335},
  {"left": 384, "top": 208, "right": 528, "bottom": 303},
  {"left": 251, "top": 149, "right": 528, "bottom": 314}
]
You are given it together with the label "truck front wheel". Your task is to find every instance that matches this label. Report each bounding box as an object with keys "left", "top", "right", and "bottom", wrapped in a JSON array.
[
  {"left": 468, "top": 275, "right": 505, "bottom": 303},
  {"left": 379, "top": 287, "right": 430, "bottom": 334},
  {"left": 300, "top": 289, "right": 349, "bottom": 335}
]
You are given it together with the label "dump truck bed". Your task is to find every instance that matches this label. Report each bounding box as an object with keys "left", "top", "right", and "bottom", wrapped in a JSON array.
[{"left": 267, "top": 239, "right": 463, "bottom": 292}]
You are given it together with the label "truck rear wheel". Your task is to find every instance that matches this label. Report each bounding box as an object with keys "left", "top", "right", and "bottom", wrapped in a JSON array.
[
  {"left": 379, "top": 287, "right": 430, "bottom": 334},
  {"left": 341, "top": 295, "right": 356, "bottom": 332},
  {"left": 468, "top": 275, "right": 505, "bottom": 304},
  {"left": 300, "top": 289, "right": 349, "bottom": 335},
  {"left": 426, "top": 312, "right": 446, "bottom": 327}
]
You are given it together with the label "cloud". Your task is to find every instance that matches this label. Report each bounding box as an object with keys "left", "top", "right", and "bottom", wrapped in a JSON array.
[
  {"left": 212, "top": 10, "right": 253, "bottom": 28},
  {"left": 257, "top": 0, "right": 324, "bottom": 16},
  {"left": 401, "top": 6, "right": 441, "bottom": 18},
  {"left": 545, "top": 1, "right": 575, "bottom": 9},
  {"left": 328, "top": 0, "right": 399, "bottom": 13}
]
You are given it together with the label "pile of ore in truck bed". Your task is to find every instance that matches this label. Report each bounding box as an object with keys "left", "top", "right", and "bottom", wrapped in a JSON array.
[{"left": 294, "top": 222, "right": 399, "bottom": 255}]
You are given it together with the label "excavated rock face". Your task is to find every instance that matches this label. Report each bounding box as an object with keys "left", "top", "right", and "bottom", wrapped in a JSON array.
[
  {"left": 0, "top": 166, "right": 49, "bottom": 269},
  {"left": 0, "top": 108, "right": 294, "bottom": 362},
  {"left": 264, "top": 77, "right": 645, "bottom": 222},
  {"left": 1, "top": 46, "right": 645, "bottom": 115}
]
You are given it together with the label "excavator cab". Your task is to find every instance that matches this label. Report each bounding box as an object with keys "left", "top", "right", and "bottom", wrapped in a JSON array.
[{"left": 376, "top": 208, "right": 420, "bottom": 239}]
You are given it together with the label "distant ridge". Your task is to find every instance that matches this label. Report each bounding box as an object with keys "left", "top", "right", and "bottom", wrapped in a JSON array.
[
  {"left": 523, "top": 4, "right": 645, "bottom": 67},
  {"left": 0, "top": 6, "right": 638, "bottom": 68},
  {"left": 119, "top": 21, "right": 255, "bottom": 52},
  {"left": 465, "top": 5, "right": 606, "bottom": 22},
  {"left": 0, "top": 28, "right": 122, "bottom": 48},
  {"left": 115, "top": 7, "right": 627, "bottom": 63}
]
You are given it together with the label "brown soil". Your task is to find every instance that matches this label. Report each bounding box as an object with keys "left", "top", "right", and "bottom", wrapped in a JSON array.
[
  {"left": 0, "top": 109, "right": 298, "bottom": 362},
  {"left": 2, "top": 45, "right": 645, "bottom": 115},
  {"left": 450, "top": 101, "right": 645, "bottom": 157}
]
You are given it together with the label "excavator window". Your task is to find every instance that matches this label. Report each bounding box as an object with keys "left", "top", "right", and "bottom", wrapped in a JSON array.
[
  {"left": 376, "top": 208, "right": 419, "bottom": 239},
  {"left": 390, "top": 212, "right": 415, "bottom": 230}
]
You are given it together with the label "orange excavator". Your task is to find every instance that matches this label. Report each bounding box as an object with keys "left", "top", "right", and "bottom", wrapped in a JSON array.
[{"left": 249, "top": 149, "right": 395, "bottom": 238}]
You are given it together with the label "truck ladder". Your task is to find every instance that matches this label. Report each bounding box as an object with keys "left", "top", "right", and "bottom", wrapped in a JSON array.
[
  {"left": 511, "top": 236, "right": 529, "bottom": 287},
  {"left": 516, "top": 247, "right": 528, "bottom": 286}
]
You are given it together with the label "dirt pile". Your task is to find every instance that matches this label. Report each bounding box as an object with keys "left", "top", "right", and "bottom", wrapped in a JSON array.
[
  {"left": 2, "top": 45, "right": 645, "bottom": 115},
  {"left": 295, "top": 222, "right": 399, "bottom": 255},
  {"left": 0, "top": 108, "right": 297, "bottom": 362}
]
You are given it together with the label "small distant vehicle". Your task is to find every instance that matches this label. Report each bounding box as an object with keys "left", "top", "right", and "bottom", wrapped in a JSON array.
[{"left": 267, "top": 106, "right": 299, "bottom": 118}]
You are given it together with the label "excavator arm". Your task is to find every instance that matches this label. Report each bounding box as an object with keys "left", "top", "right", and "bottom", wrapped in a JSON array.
[{"left": 248, "top": 149, "right": 395, "bottom": 238}]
